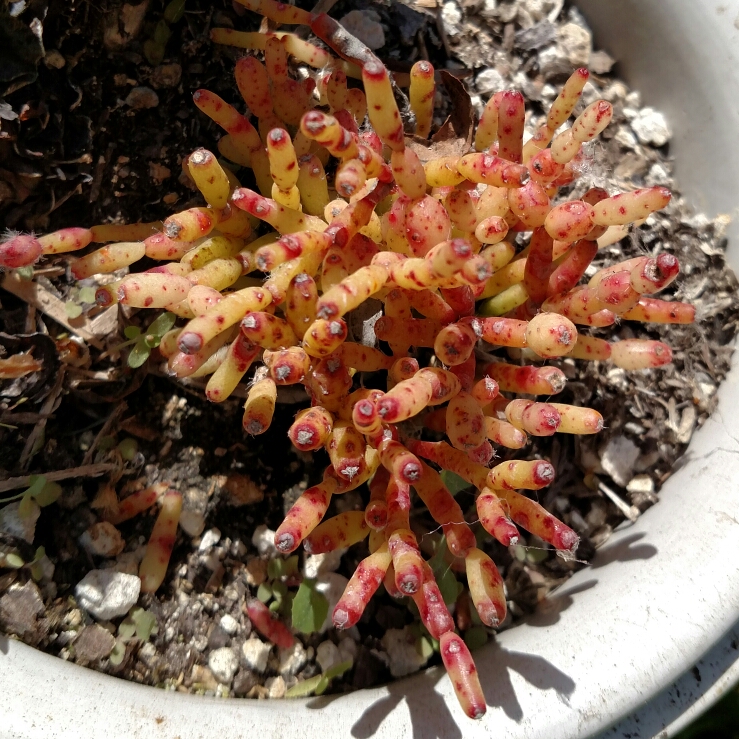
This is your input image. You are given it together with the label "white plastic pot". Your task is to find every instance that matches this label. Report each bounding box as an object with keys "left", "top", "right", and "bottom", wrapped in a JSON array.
[{"left": 2, "top": 1, "right": 739, "bottom": 737}]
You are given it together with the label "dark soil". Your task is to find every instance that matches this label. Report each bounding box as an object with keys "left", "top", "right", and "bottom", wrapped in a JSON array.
[{"left": 1, "top": 0, "right": 738, "bottom": 703}]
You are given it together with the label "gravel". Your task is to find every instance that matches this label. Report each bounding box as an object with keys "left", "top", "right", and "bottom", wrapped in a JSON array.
[{"left": 74, "top": 570, "right": 140, "bottom": 621}]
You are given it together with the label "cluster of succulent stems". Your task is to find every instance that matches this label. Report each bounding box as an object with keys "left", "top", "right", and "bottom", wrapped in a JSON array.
[{"left": 0, "top": 0, "right": 696, "bottom": 719}]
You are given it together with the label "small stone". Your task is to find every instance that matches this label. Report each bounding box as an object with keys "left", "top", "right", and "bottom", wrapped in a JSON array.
[
  {"left": 614, "top": 127, "right": 638, "bottom": 150},
  {"left": 316, "top": 640, "right": 340, "bottom": 672},
  {"left": 514, "top": 21, "right": 557, "bottom": 51},
  {"left": 600, "top": 436, "right": 640, "bottom": 488},
  {"left": 233, "top": 669, "right": 258, "bottom": 696},
  {"left": 125, "top": 86, "right": 159, "bottom": 110},
  {"left": 626, "top": 474, "right": 655, "bottom": 495},
  {"left": 266, "top": 675, "right": 286, "bottom": 699},
  {"left": 224, "top": 473, "right": 264, "bottom": 507},
  {"left": 190, "top": 664, "right": 219, "bottom": 691},
  {"left": 75, "top": 570, "right": 140, "bottom": 620},
  {"left": 338, "top": 636, "right": 358, "bottom": 664},
  {"left": 0, "top": 500, "right": 40, "bottom": 543},
  {"left": 441, "top": 1, "right": 462, "bottom": 33},
  {"left": 149, "top": 162, "right": 171, "bottom": 183},
  {"left": 646, "top": 163, "right": 673, "bottom": 187},
  {"left": 207, "top": 626, "right": 230, "bottom": 650},
  {"left": 245, "top": 556, "right": 268, "bottom": 586},
  {"left": 279, "top": 640, "right": 308, "bottom": 676},
  {"left": 179, "top": 510, "right": 205, "bottom": 538},
  {"left": 314, "top": 572, "right": 349, "bottom": 633},
  {"left": 209, "top": 647, "right": 239, "bottom": 684},
  {"left": 219, "top": 613, "right": 239, "bottom": 635},
  {"left": 537, "top": 45, "right": 572, "bottom": 79},
  {"left": 476, "top": 68, "right": 506, "bottom": 95},
  {"left": 303, "top": 550, "right": 344, "bottom": 579},
  {"left": 557, "top": 23, "right": 591, "bottom": 67},
  {"left": 631, "top": 107, "right": 671, "bottom": 147},
  {"left": 0, "top": 581, "right": 44, "bottom": 637},
  {"left": 150, "top": 63, "right": 182, "bottom": 89},
  {"left": 74, "top": 624, "right": 116, "bottom": 663},
  {"left": 103, "top": 1, "right": 149, "bottom": 49},
  {"left": 381, "top": 627, "right": 428, "bottom": 677},
  {"left": 198, "top": 527, "right": 221, "bottom": 552},
  {"left": 242, "top": 637, "right": 271, "bottom": 673},
  {"left": 251, "top": 524, "right": 278, "bottom": 558},
  {"left": 138, "top": 641, "right": 158, "bottom": 667},
  {"left": 44, "top": 49, "right": 66, "bottom": 69},
  {"left": 339, "top": 9, "right": 385, "bottom": 50},
  {"left": 589, "top": 49, "right": 615, "bottom": 74},
  {"left": 79, "top": 522, "right": 125, "bottom": 557}
]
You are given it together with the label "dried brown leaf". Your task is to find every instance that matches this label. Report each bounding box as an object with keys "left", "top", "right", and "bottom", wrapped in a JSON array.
[{"left": 405, "top": 70, "right": 476, "bottom": 162}]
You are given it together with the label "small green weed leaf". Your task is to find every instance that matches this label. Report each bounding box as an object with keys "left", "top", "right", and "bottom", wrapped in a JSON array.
[
  {"left": 272, "top": 580, "right": 288, "bottom": 603},
  {"left": 163, "top": 0, "right": 186, "bottom": 23},
  {"left": 65, "top": 301, "right": 83, "bottom": 319},
  {"left": 109, "top": 640, "right": 126, "bottom": 666},
  {"left": 18, "top": 492, "right": 35, "bottom": 519},
  {"left": 268, "top": 554, "right": 299, "bottom": 581},
  {"left": 117, "top": 438, "right": 139, "bottom": 461},
  {"left": 464, "top": 626, "right": 488, "bottom": 651},
  {"left": 257, "top": 583, "right": 272, "bottom": 603},
  {"left": 127, "top": 340, "right": 151, "bottom": 368},
  {"left": 14, "top": 266, "right": 34, "bottom": 281},
  {"left": 33, "top": 481, "right": 62, "bottom": 507},
  {"left": 149, "top": 312, "right": 176, "bottom": 338},
  {"left": 313, "top": 675, "right": 331, "bottom": 696},
  {"left": 285, "top": 674, "right": 323, "bottom": 698},
  {"left": 417, "top": 635, "right": 434, "bottom": 660},
  {"left": 440, "top": 470, "right": 470, "bottom": 496},
  {"left": 124, "top": 326, "right": 142, "bottom": 340},
  {"left": 324, "top": 658, "right": 353, "bottom": 681},
  {"left": 4, "top": 552, "right": 24, "bottom": 568},
  {"left": 118, "top": 619, "right": 137, "bottom": 642},
  {"left": 79, "top": 287, "right": 97, "bottom": 304},
  {"left": 131, "top": 607, "right": 157, "bottom": 641},
  {"left": 152, "top": 20, "right": 171, "bottom": 46},
  {"left": 291, "top": 579, "right": 328, "bottom": 634},
  {"left": 25, "top": 475, "right": 46, "bottom": 498}
]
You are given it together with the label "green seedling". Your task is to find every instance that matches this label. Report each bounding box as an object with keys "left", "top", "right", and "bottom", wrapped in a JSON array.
[
  {"left": 115, "top": 312, "right": 176, "bottom": 368},
  {"left": 285, "top": 658, "right": 353, "bottom": 698}
]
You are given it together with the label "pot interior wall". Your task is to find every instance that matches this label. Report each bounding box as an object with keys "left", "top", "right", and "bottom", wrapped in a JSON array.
[{"left": 2, "top": 2, "right": 739, "bottom": 739}]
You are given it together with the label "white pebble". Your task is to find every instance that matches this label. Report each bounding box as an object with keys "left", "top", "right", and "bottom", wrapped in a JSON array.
[
  {"left": 600, "top": 436, "right": 640, "bottom": 488},
  {"left": 476, "top": 68, "right": 505, "bottom": 95},
  {"left": 380, "top": 627, "right": 429, "bottom": 677},
  {"left": 179, "top": 510, "right": 205, "bottom": 538},
  {"left": 241, "top": 638, "right": 272, "bottom": 673},
  {"left": 79, "top": 522, "right": 125, "bottom": 558},
  {"left": 219, "top": 614, "right": 239, "bottom": 635},
  {"left": 316, "top": 640, "right": 341, "bottom": 672},
  {"left": 441, "top": 1, "right": 462, "bottom": 32},
  {"left": 627, "top": 474, "right": 655, "bottom": 495},
  {"left": 208, "top": 647, "right": 239, "bottom": 684},
  {"left": 631, "top": 107, "right": 671, "bottom": 147},
  {"left": 0, "top": 500, "right": 39, "bottom": 543},
  {"left": 279, "top": 641, "right": 308, "bottom": 676},
  {"left": 303, "top": 550, "right": 344, "bottom": 580},
  {"left": 251, "top": 524, "right": 278, "bottom": 558},
  {"left": 339, "top": 9, "right": 385, "bottom": 50},
  {"left": 338, "top": 636, "right": 358, "bottom": 664},
  {"left": 75, "top": 570, "right": 140, "bottom": 620},
  {"left": 198, "top": 527, "right": 221, "bottom": 552}
]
